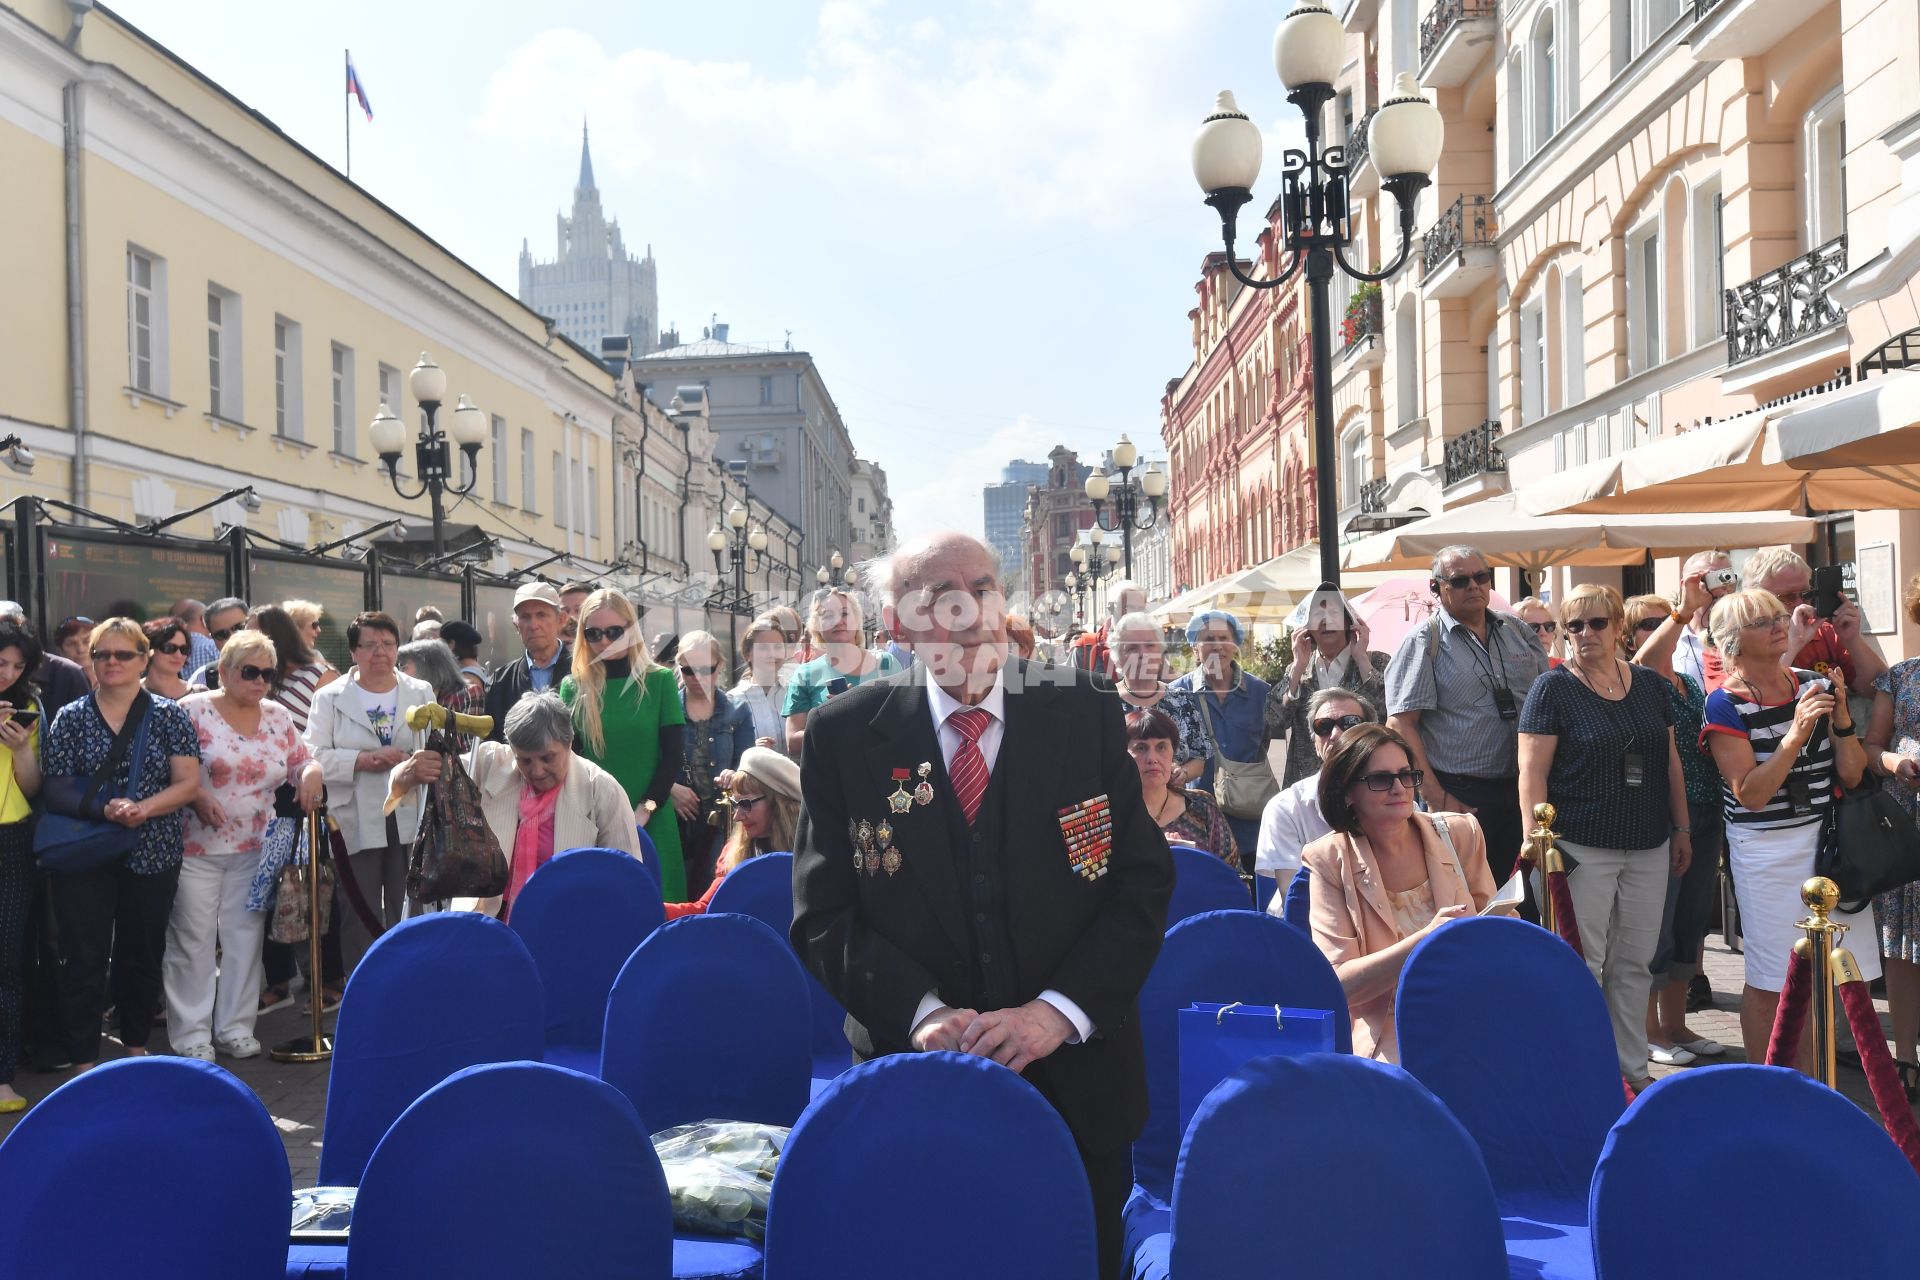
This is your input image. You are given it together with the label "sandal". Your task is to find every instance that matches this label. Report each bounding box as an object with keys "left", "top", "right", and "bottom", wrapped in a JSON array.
[
  {"left": 1897, "top": 1061, "right": 1920, "bottom": 1103},
  {"left": 257, "top": 984, "right": 292, "bottom": 1013}
]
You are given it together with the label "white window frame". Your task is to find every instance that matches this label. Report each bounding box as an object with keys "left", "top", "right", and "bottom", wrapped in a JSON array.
[
  {"left": 1532, "top": 9, "right": 1558, "bottom": 150},
  {"left": 1339, "top": 425, "right": 1366, "bottom": 507},
  {"left": 1691, "top": 178, "right": 1726, "bottom": 345},
  {"left": 331, "top": 343, "right": 356, "bottom": 456},
  {"left": 1520, "top": 298, "right": 1547, "bottom": 423},
  {"left": 553, "top": 450, "right": 568, "bottom": 529},
  {"left": 1803, "top": 87, "right": 1847, "bottom": 250},
  {"left": 491, "top": 415, "right": 509, "bottom": 501},
  {"left": 1561, "top": 269, "right": 1585, "bottom": 406},
  {"left": 207, "top": 284, "right": 241, "bottom": 420},
  {"left": 127, "top": 246, "right": 168, "bottom": 395},
  {"left": 521, "top": 429, "right": 537, "bottom": 512},
  {"left": 273, "top": 316, "right": 303, "bottom": 440},
  {"left": 1625, "top": 215, "right": 1663, "bottom": 375}
]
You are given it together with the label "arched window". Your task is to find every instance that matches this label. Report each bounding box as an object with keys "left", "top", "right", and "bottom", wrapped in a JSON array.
[{"left": 1533, "top": 10, "right": 1558, "bottom": 147}]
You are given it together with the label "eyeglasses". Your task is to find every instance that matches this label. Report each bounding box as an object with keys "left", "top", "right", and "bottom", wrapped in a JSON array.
[
  {"left": 1527, "top": 620, "right": 1558, "bottom": 635},
  {"left": 1439, "top": 570, "right": 1494, "bottom": 590},
  {"left": 1632, "top": 617, "right": 1665, "bottom": 634},
  {"left": 582, "top": 625, "right": 627, "bottom": 645},
  {"left": 1562, "top": 617, "right": 1613, "bottom": 635},
  {"left": 154, "top": 642, "right": 191, "bottom": 656},
  {"left": 352, "top": 638, "right": 398, "bottom": 653},
  {"left": 1311, "top": 713, "right": 1365, "bottom": 738},
  {"left": 1359, "top": 768, "right": 1424, "bottom": 793},
  {"left": 730, "top": 794, "right": 765, "bottom": 814},
  {"left": 90, "top": 649, "right": 140, "bottom": 664},
  {"left": 232, "top": 664, "right": 274, "bottom": 684},
  {"left": 1771, "top": 589, "right": 1808, "bottom": 608},
  {"left": 679, "top": 663, "right": 717, "bottom": 678},
  {"left": 1741, "top": 614, "right": 1789, "bottom": 631},
  {"left": 209, "top": 626, "right": 241, "bottom": 644}
]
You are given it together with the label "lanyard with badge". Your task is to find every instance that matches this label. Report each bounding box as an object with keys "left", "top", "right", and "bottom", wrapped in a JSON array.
[{"left": 1455, "top": 618, "right": 1519, "bottom": 721}]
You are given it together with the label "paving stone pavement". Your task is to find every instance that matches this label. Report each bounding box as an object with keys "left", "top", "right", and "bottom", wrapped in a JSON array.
[{"left": 1, "top": 930, "right": 1911, "bottom": 1188}]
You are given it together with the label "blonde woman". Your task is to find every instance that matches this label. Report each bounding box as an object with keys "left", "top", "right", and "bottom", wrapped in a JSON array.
[
  {"left": 559, "top": 588, "right": 688, "bottom": 900},
  {"left": 1514, "top": 597, "right": 1563, "bottom": 667},
  {"left": 781, "top": 588, "right": 899, "bottom": 756},
  {"left": 282, "top": 600, "right": 334, "bottom": 672},
  {"left": 666, "top": 746, "right": 801, "bottom": 919}
]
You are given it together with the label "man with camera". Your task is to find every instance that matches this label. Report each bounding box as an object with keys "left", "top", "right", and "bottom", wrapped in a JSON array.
[
  {"left": 1701, "top": 549, "right": 1884, "bottom": 696},
  {"left": 1384, "top": 545, "right": 1551, "bottom": 892},
  {"left": 1674, "top": 551, "right": 1740, "bottom": 690}
]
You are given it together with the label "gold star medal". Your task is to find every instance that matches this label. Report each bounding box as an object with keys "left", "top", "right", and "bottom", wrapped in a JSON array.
[{"left": 888, "top": 768, "right": 914, "bottom": 814}]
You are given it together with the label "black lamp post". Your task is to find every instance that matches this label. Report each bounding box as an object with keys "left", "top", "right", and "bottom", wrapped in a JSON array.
[
  {"left": 369, "top": 353, "right": 487, "bottom": 561},
  {"left": 1192, "top": 1, "right": 1444, "bottom": 587},
  {"left": 708, "top": 502, "right": 766, "bottom": 657},
  {"left": 1085, "top": 434, "right": 1167, "bottom": 579}
]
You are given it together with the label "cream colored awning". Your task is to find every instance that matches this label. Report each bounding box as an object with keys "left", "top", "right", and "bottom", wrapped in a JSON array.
[
  {"left": 1342, "top": 493, "right": 1817, "bottom": 572},
  {"left": 1150, "top": 542, "right": 1394, "bottom": 625}
]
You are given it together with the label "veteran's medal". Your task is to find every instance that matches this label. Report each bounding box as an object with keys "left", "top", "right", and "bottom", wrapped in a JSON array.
[
  {"left": 912, "top": 761, "right": 934, "bottom": 807},
  {"left": 888, "top": 768, "right": 914, "bottom": 814}
]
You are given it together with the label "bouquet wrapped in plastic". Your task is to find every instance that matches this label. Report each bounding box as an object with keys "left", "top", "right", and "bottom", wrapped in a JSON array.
[{"left": 650, "top": 1121, "right": 788, "bottom": 1242}]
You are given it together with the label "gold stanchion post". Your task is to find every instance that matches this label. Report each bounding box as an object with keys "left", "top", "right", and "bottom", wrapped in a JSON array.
[
  {"left": 272, "top": 807, "right": 335, "bottom": 1064},
  {"left": 1525, "top": 802, "right": 1563, "bottom": 937},
  {"left": 1793, "top": 876, "right": 1847, "bottom": 1089}
]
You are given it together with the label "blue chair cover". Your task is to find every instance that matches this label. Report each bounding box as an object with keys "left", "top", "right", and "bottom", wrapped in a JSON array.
[
  {"left": 1397, "top": 918, "right": 1622, "bottom": 1212},
  {"left": 639, "top": 826, "right": 659, "bottom": 862},
  {"left": 1133, "top": 910, "right": 1351, "bottom": 1202},
  {"left": 319, "top": 912, "right": 545, "bottom": 1187},
  {"left": 707, "top": 851, "right": 854, "bottom": 1080},
  {"left": 602, "top": 914, "right": 813, "bottom": 1132},
  {"left": 1282, "top": 864, "right": 1311, "bottom": 929},
  {"left": 1252, "top": 872, "right": 1278, "bottom": 913},
  {"left": 762, "top": 1052, "right": 1097, "bottom": 1279},
  {"left": 511, "top": 847, "right": 665, "bottom": 1062},
  {"left": 1167, "top": 1054, "right": 1506, "bottom": 1279},
  {"left": 1167, "top": 845, "right": 1251, "bottom": 927},
  {"left": 0, "top": 1057, "right": 291, "bottom": 1279},
  {"left": 348, "top": 1061, "right": 673, "bottom": 1280},
  {"left": 1591, "top": 1064, "right": 1920, "bottom": 1279}
]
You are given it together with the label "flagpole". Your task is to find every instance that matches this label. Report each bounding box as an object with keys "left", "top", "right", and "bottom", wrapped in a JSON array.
[{"left": 343, "top": 48, "right": 351, "bottom": 177}]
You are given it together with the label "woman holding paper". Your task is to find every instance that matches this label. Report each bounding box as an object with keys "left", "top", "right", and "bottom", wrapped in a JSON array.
[{"left": 1303, "top": 723, "right": 1497, "bottom": 1061}]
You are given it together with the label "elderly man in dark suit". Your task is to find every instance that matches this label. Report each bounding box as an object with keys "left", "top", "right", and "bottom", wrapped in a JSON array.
[{"left": 792, "top": 532, "right": 1173, "bottom": 1279}]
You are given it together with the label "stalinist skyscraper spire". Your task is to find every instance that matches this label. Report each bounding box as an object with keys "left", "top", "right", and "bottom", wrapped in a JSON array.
[{"left": 517, "top": 119, "right": 659, "bottom": 355}]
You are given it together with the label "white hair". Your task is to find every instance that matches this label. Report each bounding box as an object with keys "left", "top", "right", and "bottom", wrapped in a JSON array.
[
  {"left": 879, "top": 532, "right": 1003, "bottom": 610},
  {"left": 1111, "top": 611, "right": 1163, "bottom": 644},
  {"left": 1430, "top": 545, "right": 1486, "bottom": 577},
  {"left": 1107, "top": 580, "right": 1144, "bottom": 618}
]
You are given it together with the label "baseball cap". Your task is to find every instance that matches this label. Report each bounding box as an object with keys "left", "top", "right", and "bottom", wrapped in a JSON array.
[{"left": 512, "top": 582, "right": 563, "bottom": 613}]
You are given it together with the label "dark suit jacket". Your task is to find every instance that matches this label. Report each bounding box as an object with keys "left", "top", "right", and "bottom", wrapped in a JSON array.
[
  {"left": 482, "top": 645, "right": 571, "bottom": 741},
  {"left": 35, "top": 654, "right": 90, "bottom": 720},
  {"left": 792, "top": 657, "right": 1174, "bottom": 1153}
]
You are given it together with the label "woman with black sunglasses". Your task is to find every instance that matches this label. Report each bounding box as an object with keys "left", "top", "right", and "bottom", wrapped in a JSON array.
[
  {"left": 1302, "top": 722, "right": 1499, "bottom": 1061},
  {"left": 141, "top": 618, "right": 196, "bottom": 702},
  {"left": 1518, "top": 583, "right": 1690, "bottom": 1089},
  {"left": 671, "top": 631, "right": 754, "bottom": 901}
]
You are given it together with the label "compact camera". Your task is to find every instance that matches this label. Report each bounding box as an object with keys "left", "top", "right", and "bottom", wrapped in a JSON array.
[{"left": 1704, "top": 567, "right": 1739, "bottom": 592}]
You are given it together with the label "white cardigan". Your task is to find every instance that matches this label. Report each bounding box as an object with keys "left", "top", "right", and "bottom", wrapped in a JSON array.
[{"left": 305, "top": 669, "right": 437, "bottom": 852}]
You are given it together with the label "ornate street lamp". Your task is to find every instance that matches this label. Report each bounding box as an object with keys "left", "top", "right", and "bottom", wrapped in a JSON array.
[
  {"left": 1066, "top": 543, "right": 1097, "bottom": 624},
  {"left": 368, "top": 353, "right": 487, "bottom": 560},
  {"left": 816, "top": 548, "right": 856, "bottom": 588},
  {"left": 708, "top": 502, "right": 768, "bottom": 657},
  {"left": 1192, "top": 0, "right": 1443, "bottom": 585},
  {"left": 1085, "top": 434, "right": 1168, "bottom": 578}
]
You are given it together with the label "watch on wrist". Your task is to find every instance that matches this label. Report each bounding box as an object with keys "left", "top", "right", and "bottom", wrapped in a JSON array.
[
  {"left": 1673, "top": 824, "right": 1691, "bottom": 835},
  {"left": 1833, "top": 722, "right": 1857, "bottom": 737}
]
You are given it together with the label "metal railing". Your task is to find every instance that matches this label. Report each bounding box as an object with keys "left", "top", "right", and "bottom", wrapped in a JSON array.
[
  {"left": 1443, "top": 419, "right": 1506, "bottom": 487},
  {"left": 1359, "top": 476, "right": 1389, "bottom": 514},
  {"left": 1420, "top": 0, "right": 1497, "bottom": 66},
  {"left": 1347, "top": 108, "right": 1375, "bottom": 169},
  {"left": 1422, "top": 194, "right": 1497, "bottom": 277},
  {"left": 1691, "top": 0, "right": 1732, "bottom": 21},
  {"left": 1724, "top": 235, "right": 1848, "bottom": 366},
  {"left": 1340, "top": 291, "right": 1384, "bottom": 353},
  {"left": 1858, "top": 325, "right": 1920, "bottom": 381}
]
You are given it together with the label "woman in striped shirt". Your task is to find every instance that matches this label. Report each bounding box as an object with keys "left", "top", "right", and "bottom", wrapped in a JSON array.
[{"left": 1702, "top": 589, "right": 1875, "bottom": 1064}]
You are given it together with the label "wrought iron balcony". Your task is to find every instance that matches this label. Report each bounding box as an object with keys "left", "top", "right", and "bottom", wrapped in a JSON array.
[
  {"left": 1347, "top": 108, "right": 1374, "bottom": 169},
  {"left": 1359, "top": 476, "right": 1389, "bottom": 514},
  {"left": 1443, "top": 419, "right": 1506, "bottom": 488},
  {"left": 1420, "top": 0, "right": 1497, "bottom": 69},
  {"left": 1691, "top": 0, "right": 1733, "bottom": 21},
  {"left": 1724, "top": 235, "right": 1847, "bottom": 367},
  {"left": 1423, "top": 194, "right": 1497, "bottom": 278},
  {"left": 1340, "top": 290, "right": 1384, "bottom": 354}
]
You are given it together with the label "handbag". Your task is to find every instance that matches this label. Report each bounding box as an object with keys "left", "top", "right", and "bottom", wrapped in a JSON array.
[
  {"left": 1196, "top": 690, "right": 1280, "bottom": 820},
  {"left": 1817, "top": 784, "right": 1920, "bottom": 914},
  {"left": 406, "top": 729, "right": 508, "bottom": 902},
  {"left": 1176, "top": 1001, "right": 1337, "bottom": 1141},
  {"left": 34, "top": 694, "right": 153, "bottom": 874}
]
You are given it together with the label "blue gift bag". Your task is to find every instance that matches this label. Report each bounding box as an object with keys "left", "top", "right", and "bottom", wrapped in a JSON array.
[{"left": 1176, "top": 1002, "right": 1338, "bottom": 1141}]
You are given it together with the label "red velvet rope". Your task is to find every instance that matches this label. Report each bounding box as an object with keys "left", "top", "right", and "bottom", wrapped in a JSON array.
[
  {"left": 1837, "top": 978, "right": 1920, "bottom": 1176},
  {"left": 1764, "top": 946, "right": 1811, "bottom": 1070},
  {"left": 1546, "top": 871, "right": 1584, "bottom": 960}
]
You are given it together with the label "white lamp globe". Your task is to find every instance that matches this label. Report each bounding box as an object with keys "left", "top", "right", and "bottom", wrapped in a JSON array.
[
  {"left": 408, "top": 353, "right": 448, "bottom": 405},
  {"left": 1273, "top": 0, "right": 1345, "bottom": 91},
  {"left": 1191, "top": 91, "right": 1263, "bottom": 193},
  {"left": 1371, "top": 73, "right": 1445, "bottom": 181}
]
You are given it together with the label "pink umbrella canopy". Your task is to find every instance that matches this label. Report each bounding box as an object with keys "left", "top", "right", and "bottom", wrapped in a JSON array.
[{"left": 1345, "top": 577, "right": 1513, "bottom": 655}]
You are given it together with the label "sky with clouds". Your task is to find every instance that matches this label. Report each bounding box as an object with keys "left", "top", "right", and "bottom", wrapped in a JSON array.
[{"left": 118, "top": 0, "right": 1307, "bottom": 542}]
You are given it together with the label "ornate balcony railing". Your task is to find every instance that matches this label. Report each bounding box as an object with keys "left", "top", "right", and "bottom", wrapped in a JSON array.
[
  {"left": 1422, "top": 194, "right": 1497, "bottom": 277},
  {"left": 1691, "top": 0, "right": 1733, "bottom": 21},
  {"left": 1420, "top": 0, "right": 1497, "bottom": 66},
  {"left": 1443, "top": 419, "right": 1506, "bottom": 488},
  {"left": 1347, "top": 108, "right": 1375, "bottom": 169},
  {"left": 1724, "top": 235, "right": 1848, "bottom": 366},
  {"left": 1340, "top": 290, "right": 1384, "bottom": 353},
  {"left": 1859, "top": 325, "right": 1920, "bottom": 381},
  {"left": 1359, "top": 476, "right": 1389, "bottom": 514}
]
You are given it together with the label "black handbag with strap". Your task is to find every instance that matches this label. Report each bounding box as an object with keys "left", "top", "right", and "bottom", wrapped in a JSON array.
[{"left": 1818, "top": 784, "right": 1920, "bottom": 914}]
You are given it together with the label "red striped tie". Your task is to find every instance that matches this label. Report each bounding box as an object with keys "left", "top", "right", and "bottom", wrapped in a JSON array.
[{"left": 947, "top": 707, "right": 995, "bottom": 826}]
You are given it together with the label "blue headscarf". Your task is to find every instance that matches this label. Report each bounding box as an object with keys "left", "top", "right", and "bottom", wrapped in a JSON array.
[{"left": 1184, "top": 610, "right": 1245, "bottom": 646}]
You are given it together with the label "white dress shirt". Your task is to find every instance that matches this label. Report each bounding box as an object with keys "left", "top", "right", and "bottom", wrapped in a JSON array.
[
  {"left": 912, "top": 668, "right": 1094, "bottom": 1044},
  {"left": 1256, "top": 773, "right": 1331, "bottom": 878}
]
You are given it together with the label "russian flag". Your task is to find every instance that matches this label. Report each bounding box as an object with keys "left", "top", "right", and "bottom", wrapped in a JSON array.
[{"left": 346, "top": 53, "right": 373, "bottom": 122}]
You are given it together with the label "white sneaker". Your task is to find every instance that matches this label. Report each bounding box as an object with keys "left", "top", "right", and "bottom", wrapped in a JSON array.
[
  {"left": 179, "top": 1044, "right": 216, "bottom": 1062},
  {"left": 1648, "top": 1042, "right": 1697, "bottom": 1066},
  {"left": 216, "top": 1036, "right": 262, "bottom": 1060}
]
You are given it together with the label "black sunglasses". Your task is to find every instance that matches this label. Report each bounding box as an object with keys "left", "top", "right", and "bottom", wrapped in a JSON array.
[
  {"left": 1563, "top": 616, "right": 1613, "bottom": 635},
  {"left": 730, "top": 793, "right": 765, "bottom": 814},
  {"left": 154, "top": 642, "right": 191, "bottom": 656},
  {"left": 210, "top": 625, "right": 241, "bottom": 643},
  {"left": 1632, "top": 617, "right": 1664, "bottom": 634},
  {"left": 1438, "top": 570, "right": 1494, "bottom": 590},
  {"left": 1311, "top": 713, "right": 1365, "bottom": 738},
  {"left": 1359, "top": 767, "right": 1424, "bottom": 793},
  {"left": 1527, "top": 620, "right": 1558, "bottom": 634},
  {"left": 582, "top": 625, "right": 628, "bottom": 645},
  {"left": 679, "top": 663, "right": 717, "bottom": 678},
  {"left": 232, "top": 664, "right": 274, "bottom": 684},
  {"left": 90, "top": 649, "right": 141, "bottom": 664}
]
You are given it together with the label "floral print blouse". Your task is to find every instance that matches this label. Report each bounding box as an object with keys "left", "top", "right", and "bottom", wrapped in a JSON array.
[
  {"left": 44, "top": 692, "right": 200, "bottom": 875},
  {"left": 1160, "top": 787, "right": 1241, "bottom": 867},
  {"left": 181, "top": 695, "right": 313, "bottom": 858}
]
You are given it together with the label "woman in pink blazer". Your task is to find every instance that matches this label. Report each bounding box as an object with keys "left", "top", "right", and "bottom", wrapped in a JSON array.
[{"left": 1303, "top": 724, "right": 1498, "bottom": 1061}]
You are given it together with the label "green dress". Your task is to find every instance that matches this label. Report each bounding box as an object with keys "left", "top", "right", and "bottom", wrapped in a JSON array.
[{"left": 561, "top": 665, "right": 688, "bottom": 901}]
